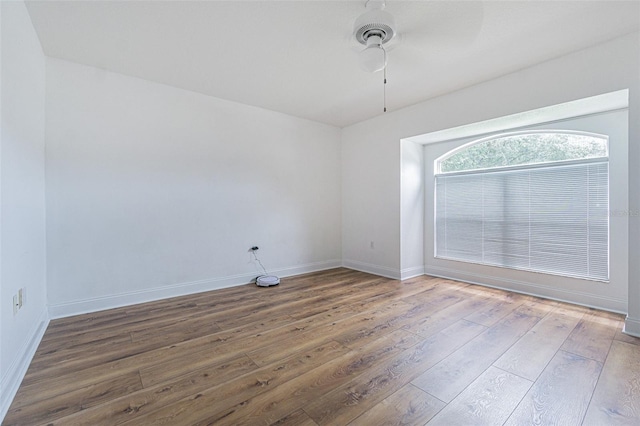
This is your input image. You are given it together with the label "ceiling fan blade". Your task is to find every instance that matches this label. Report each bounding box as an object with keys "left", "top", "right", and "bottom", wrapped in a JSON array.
[{"left": 392, "top": 1, "right": 484, "bottom": 48}]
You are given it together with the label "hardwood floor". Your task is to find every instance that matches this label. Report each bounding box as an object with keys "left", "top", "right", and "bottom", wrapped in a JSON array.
[{"left": 5, "top": 268, "right": 640, "bottom": 425}]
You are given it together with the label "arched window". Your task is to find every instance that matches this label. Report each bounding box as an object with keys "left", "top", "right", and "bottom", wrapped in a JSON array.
[
  {"left": 437, "top": 131, "right": 608, "bottom": 173},
  {"left": 435, "top": 131, "right": 609, "bottom": 281}
]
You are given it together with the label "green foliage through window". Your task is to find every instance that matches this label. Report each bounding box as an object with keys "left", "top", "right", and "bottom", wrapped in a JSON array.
[{"left": 438, "top": 132, "right": 608, "bottom": 173}]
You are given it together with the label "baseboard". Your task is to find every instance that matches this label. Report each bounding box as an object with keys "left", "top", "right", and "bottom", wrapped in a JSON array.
[
  {"left": 0, "top": 308, "right": 49, "bottom": 422},
  {"left": 401, "top": 265, "right": 425, "bottom": 280},
  {"left": 624, "top": 316, "right": 640, "bottom": 337},
  {"left": 48, "top": 259, "right": 342, "bottom": 319},
  {"left": 270, "top": 260, "right": 342, "bottom": 279},
  {"left": 425, "top": 265, "right": 626, "bottom": 313},
  {"left": 342, "top": 259, "right": 401, "bottom": 280}
]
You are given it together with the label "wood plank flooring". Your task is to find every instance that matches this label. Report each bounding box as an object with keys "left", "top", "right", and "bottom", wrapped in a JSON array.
[{"left": 4, "top": 268, "right": 640, "bottom": 425}]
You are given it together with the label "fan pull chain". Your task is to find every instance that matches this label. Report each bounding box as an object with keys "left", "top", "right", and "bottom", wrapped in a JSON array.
[{"left": 383, "top": 50, "right": 387, "bottom": 113}]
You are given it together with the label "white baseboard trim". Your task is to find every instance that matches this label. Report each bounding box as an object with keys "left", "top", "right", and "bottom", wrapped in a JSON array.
[
  {"left": 271, "top": 260, "right": 342, "bottom": 279},
  {"left": 623, "top": 316, "right": 640, "bottom": 337},
  {"left": 342, "top": 259, "right": 401, "bottom": 280},
  {"left": 48, "top": 260, "right": 342, "bottom": 319},
  {"left": 401, "top": 266, "right": 425, "bottom": 280},
  {"left": 0, "top": 308, "right": 49, "bottom": 423},
  {"left": 425, "top": 265, "right": 626, "bottom": 313}
]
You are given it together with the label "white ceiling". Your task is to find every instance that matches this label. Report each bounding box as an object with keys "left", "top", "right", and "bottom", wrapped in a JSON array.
[{"left": 25, "top": 1, "right": 640, "bottom": 128}]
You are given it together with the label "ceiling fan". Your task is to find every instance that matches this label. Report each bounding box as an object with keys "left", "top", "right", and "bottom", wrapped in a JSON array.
[
  {"left": 352, "top": 0, "right": 397, "bottom": 73},
  {"left": 352, "top": 0, "right": 397, "bottom": 112},
  {"left": 350, "top": 0, "right": 484, "bottom": 112}
]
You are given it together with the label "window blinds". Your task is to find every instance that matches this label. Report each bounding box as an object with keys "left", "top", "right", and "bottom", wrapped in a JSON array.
[{"left": 435, "top": 161, "right": 609, "bottom": 281}]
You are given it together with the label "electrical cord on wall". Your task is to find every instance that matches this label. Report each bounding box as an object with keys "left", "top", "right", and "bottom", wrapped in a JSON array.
[
  {"left": 250, "top": 248, "right": 269, "bottom": 276},
  {"left": 250, "top": 246, "right": 280, "bottom": 287}
]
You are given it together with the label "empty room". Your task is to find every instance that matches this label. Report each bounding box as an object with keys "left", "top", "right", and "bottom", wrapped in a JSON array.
[{"left": 2, "top": 0, "right": 640, "bottom": 424}]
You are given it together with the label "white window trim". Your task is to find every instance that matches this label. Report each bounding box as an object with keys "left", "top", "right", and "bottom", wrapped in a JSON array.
[{"left": 406, "top": 89, "right": 628, "bottom": 146}]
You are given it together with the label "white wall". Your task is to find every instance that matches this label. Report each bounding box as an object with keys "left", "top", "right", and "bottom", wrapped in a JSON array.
[
  {"left": 400, "top": 139, "right": 424, "bottom": 279},
  {"left": 626, "top": 31, "right": 640, "bottom": 335},
  {"left": 0, "top": 0, "right": 49, "bottom": 419},
  {"left": 342, "top": 33, "right": 640, "bottom": 317},
  {"left": 1, "top": 0, "right": 3, "bottom": 412},
  {"left": 342, "top": 122, "right": 402, "bottom": 278},
  {"left": 45, "top": 58, "right": 342, "bottom": 317}
]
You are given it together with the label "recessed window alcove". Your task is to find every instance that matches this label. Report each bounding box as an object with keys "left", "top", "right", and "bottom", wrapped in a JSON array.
[{"left": 401, "top": 90, "right": 629, "bottom": 312}]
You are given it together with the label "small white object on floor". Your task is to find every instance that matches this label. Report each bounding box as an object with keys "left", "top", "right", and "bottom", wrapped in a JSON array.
[{"left": 256, "top": 275, "right": 280, "bottom": 287}]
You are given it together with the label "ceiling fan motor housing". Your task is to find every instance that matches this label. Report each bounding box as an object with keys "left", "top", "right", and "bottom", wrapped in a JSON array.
[{"left": 354, "top": 4, "right": 396, "bottom": 45}]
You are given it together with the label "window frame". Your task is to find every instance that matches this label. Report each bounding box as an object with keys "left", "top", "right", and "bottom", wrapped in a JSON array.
[{"left": 433, "top": 129, "right": 611, "bottom": 282}]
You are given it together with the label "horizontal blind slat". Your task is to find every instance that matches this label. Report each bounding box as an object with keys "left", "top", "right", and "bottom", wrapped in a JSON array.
[{"left": 435, "top": 161, "right": 609, "bottom": 281}]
